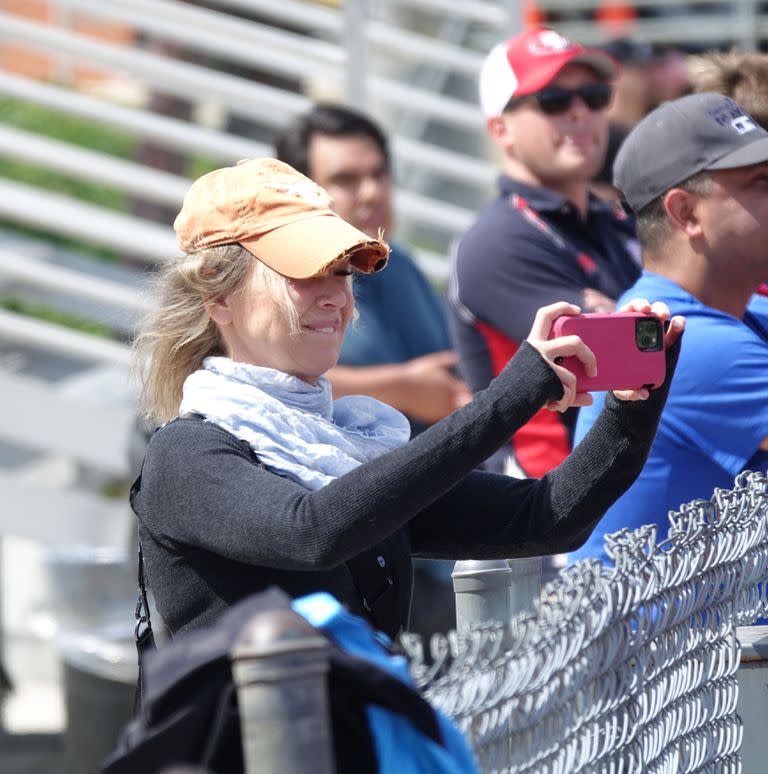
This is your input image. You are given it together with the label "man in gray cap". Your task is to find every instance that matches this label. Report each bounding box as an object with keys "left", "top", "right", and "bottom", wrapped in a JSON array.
[{"left": 570, "top": 91, "right": 768, "bottom": 566}]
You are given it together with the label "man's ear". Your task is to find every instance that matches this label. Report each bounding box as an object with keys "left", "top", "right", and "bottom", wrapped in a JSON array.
[
  {"left": 205, "top": 295, "right": 233, "bottom": 326},
  {"left": 486, "top": 115, "right": 513, "bottom": 145},
  {"left": 664, "top": 188, "right": 702, "bottom": 237}
]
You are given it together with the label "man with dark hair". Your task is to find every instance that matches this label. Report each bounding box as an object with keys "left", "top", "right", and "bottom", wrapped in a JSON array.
[
  {"left": 274, "top": 104, "right": 391, "bottom": 195},
  {"left": 275, "top": 105, "right": 470, "bottom": 437},
  {"left": 275, "top": 105, "right": 470, "bottom": 637},
  {"left": 571, "top": 92, "right": 768, "bottom": 565},
  {"left": 449, "top": 27, "right": 642, "bottom": 480}
]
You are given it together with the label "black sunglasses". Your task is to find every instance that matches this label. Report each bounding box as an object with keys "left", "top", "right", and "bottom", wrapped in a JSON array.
[{"left": 505, "top": 83, "right": 613, "bottom": 116}]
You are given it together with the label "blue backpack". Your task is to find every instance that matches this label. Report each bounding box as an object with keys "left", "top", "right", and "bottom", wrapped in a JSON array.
[
  {"left": 102, "top": 588, "right": 477, "bottom": 773},
  {"left": 294, "top": 592, "right": 476, "bottom": 774}
]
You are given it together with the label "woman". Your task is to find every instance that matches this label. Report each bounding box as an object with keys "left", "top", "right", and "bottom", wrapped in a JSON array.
[{"left": 132, "top": 158, "right": 683, "bottom": 639}]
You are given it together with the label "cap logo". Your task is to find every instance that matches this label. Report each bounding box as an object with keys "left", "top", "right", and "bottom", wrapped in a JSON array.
[
  {"left": 263, "top": 181, "right": 324, "bottom": 201},
  {"left": 731, "top": 115, "right": 757, "bottom": 135},
  {"left": 529, "top": 29, "right": 574, "bottom": 56},
  {"left": 709, "top": 101, "right": 752, "bottom": 129}
]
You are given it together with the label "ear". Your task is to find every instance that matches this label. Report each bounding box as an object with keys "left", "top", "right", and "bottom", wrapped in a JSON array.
[
  {"left": 663, "top": 188, "right": 703, "bottom": 238},
  {"left": 205, "top": 295, "right": 233, "bottom": 326},
  {"left": 486, "top": 115, "right": 513, "bottom": 146}
]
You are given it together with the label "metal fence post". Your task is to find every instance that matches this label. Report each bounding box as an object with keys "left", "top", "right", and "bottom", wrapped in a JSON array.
[
  {"left": 231, "top": 608, "right": 335, "bottom": 774},
  {"left": 507, "top": 556, "right": 542, "bottom": 613},
  {"left": 452, "top": 558, "right": 541, "bottom": 640}
]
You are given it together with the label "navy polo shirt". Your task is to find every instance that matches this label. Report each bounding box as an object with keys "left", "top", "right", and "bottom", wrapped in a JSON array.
[
  {"left": 340, "top": 243, "right": 450, "bottom": 367},
  {"left": 447, "top": 176, "right": 642, "bottom": 476}
]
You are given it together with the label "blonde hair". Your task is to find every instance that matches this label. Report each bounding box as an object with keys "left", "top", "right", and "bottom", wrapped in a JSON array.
[
  {"left": 688, "top": 49, "right": 768, "bottom": 129},
  {"left": 133, "top": 243, "right": 299, "bottom": 425}
]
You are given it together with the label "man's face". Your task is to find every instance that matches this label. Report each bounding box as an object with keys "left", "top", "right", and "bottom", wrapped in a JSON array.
[
  {"left": 694, "top": 162, "right": 768, "bottom": 274},
  {"left": 493, "top": 63, "right": 610, "bottom": 187},
  {"left": 307, "top": 133, "right": 394, "bottom": 238}
]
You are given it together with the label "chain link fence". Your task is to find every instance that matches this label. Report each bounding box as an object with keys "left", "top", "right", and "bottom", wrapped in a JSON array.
[{"left": 402, "top": 471, "right": 768, "bottom": 772}]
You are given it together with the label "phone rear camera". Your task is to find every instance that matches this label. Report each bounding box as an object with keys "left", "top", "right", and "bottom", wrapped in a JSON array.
[{"left": 635, "top": 318, "right": 662, "bottom": 351}]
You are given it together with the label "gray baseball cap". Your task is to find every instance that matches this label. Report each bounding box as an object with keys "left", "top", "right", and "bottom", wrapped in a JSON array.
[{"left": 614, "top": 92, "right": 768, "bottom": 213}]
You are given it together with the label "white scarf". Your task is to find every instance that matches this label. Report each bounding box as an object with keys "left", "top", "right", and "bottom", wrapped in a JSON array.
[{"left": 179, "top": 357, "right": 411, "bottom": 490}]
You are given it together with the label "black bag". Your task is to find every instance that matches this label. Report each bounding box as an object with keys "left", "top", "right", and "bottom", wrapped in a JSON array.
[{"left": 100, "top": 588, "right": 455, "bottom": 774}]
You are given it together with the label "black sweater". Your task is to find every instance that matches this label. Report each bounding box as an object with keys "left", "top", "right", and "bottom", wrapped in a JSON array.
[{"left": 132, "top": 341, "right": 678, "bottom": 638}]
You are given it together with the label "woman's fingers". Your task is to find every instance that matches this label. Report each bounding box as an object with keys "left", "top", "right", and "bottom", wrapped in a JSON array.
[
  {"left": 534, "top": 334, "right": 595, "bottom": 412},
  {"left": 548, "top": 389, "right": 594, "bottom": 411},
  {"left": 613, "top": 387, "right": 650, "bottom": 402},
  {"left": 571, "top": 391, "right": 595, "bottom": 408},
  {"left": 547, "top": 334, "right": 597, "bottom": 378},
  {"left": 527, "top": 301, "right": 598, "bottom": 412},
  {"left": 664, "top": 315, "right": 685, "bottom": 347},
  {"left": 528, "top": 301, "right": 581, "bottom": 342},
  {"left": 545, "top": 362, "right": 589, "bottom": 412},
  {"left": 544, "top": 362, "right": 573, "bottom": 412},
  {"left": 619, "top": 297, "right": 652, "bottom": 315}
]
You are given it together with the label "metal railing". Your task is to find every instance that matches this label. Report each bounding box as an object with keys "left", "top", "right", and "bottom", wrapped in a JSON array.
[
  {"left": 3, "top": 0, "right": 768, "bottom": 359},
  {"left": 0, "top": 0, "right": 498, "bottom": 380}
]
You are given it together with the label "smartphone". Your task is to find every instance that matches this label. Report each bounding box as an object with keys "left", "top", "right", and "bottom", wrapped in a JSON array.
[{"left": 549, "top": 312, "right": 666, "bottom": 392}]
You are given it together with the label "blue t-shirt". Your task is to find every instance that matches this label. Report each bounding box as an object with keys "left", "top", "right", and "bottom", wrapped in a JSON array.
[
  {"left": 339, "top": 243, "right": 450, "bottom": 367},
  {"left": 570, "top": 271, "right": 768, "bottom": 565}
]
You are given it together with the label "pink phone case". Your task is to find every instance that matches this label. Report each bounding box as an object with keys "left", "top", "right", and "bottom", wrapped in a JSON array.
[{"left": 549, "top": 312, "right": 666, "bottom": 392}]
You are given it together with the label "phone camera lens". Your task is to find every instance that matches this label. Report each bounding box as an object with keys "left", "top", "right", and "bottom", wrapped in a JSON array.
[{"left": 635, "top": 319, "right": 661, "bottom": 351}]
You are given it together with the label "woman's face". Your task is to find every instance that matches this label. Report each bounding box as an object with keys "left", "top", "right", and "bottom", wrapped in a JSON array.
[{"left": 209, "top": 259, "right": 355, "bottom": 382}]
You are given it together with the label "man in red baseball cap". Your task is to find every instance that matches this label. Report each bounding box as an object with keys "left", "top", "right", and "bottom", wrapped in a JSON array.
[
  {"left": 478, "top": 27, "right": 618, "bottom": 118},
  {"left": 448, "top": 26, "right": 641, "bottom": 515}
]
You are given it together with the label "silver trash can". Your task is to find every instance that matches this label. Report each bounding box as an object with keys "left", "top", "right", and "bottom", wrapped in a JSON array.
[
  {"left": 44, "top": 546, "right": 138, "bottom": 774},
  {"left": 58, "top": 630, "right": 137, "bottom": 774}
]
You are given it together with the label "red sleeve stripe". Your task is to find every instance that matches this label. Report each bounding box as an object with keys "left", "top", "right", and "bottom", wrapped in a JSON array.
[{"left": 475, "top": 320, "right": 571, "bottom": 477}]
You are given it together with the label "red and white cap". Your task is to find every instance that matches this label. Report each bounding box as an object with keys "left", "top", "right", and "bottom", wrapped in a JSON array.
[{"left": 479, "top": 27, "right": 619, "bottom": 117}]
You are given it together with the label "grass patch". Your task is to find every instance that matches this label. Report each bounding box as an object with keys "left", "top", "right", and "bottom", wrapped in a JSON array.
[
  {"left": 0, "top": 94, "right": 138, "bottom": 260},
  {"left": 186, "top": 154, "right": 220, "bottom": 181},
  {"left": 0, "top": 95, "right": 214, "bottom": 335},
  {"left": 0, "top": 295, "right": 114, "bottom": 338}
]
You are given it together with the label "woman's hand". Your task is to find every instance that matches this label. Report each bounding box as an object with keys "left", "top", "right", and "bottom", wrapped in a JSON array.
[
  {"left": 611, "top": 298, "right": 685, "bottom": 402},
  {"left": 526, "top": 299, "right": 686, "bottom": 411},
  {"left": 526, "top": 301, "right": 597, "bottom": 412}
]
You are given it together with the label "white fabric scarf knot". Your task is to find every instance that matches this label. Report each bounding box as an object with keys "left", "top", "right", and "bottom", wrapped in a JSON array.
[{"left": 179, "top": 357, "right": 411, "bottom": 490}]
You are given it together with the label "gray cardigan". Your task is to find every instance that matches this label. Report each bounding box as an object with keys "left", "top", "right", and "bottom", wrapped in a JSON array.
[{"left": 132, "top": 341, "right": 678, "bottom": 638}]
